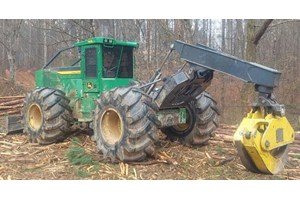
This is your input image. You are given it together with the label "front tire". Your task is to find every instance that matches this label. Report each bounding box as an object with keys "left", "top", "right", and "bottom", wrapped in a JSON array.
[
  {"left": 161, "top": 92, "right": 219, "bottom": 146},
  {"left": 93, "top": 87, "right": 159, "bottom": 162},
  {"left": 23, "top": 87, "right": 73, "bottom": 144}
]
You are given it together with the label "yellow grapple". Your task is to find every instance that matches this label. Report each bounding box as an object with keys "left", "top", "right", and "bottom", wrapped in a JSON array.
[{"left": 233, "top": 108, "right": 295, "bottom": 174}]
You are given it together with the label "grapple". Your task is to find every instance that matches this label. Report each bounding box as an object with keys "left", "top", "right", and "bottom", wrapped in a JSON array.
[{"left": 234, "top": 107, "right": 294, "bottom": 174}]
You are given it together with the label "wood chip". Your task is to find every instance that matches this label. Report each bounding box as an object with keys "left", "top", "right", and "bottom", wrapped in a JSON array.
[
  {"left": 215, "top": 156, "right": 235, "bottom": 166},
  {"left": 205, "top": 152, "right": 212, "bottom": 159},
  {"left": 29, "top": 149, "right": 45, "bottom": 156},
  {"left": 0, "top": 141, "right": 17, "bottom": 146},
  {"left": 156, "top": 151, "right": 178, "bottom": 165},
  {"left": 133, "top": 168, "right": 137, "bottom": 179}
]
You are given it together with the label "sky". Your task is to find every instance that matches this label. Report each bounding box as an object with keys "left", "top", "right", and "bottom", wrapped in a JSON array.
[{"left": 1, "top": 0, "right": 300, "bottom": 19}]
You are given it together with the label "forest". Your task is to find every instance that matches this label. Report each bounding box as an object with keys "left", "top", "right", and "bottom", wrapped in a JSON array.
[
  {"left": 0, "top": 19, "right": 300, "bottom": 182},
  {"left": 1, "top": 19, "right": 300, "bottom": 127}
]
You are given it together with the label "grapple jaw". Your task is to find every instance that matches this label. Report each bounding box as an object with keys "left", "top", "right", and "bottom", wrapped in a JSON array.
[{"left": 233, "top": 105, "right": 295, "bottom": 174}]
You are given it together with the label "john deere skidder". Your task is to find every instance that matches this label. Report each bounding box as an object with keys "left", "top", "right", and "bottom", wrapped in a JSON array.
[{"left": 22, "top": 37, "right": 294, "bottom": 174}]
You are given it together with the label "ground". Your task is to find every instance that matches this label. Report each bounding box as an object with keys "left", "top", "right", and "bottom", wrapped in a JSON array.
[
  {"left": 0, "top": 69, "right": 35, "bottom": 96},
  {"left": 0, "top": 69, "right": 299, "bottom": 180},
  {"left": 0, "top": 126, "right": 299, "bottom": 180}
]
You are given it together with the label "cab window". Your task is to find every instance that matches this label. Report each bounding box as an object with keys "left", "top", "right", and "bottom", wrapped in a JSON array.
[
  {"left": 102, "top": 46, "right": 121, "bottom": 78},
  {"left": 118, "top": 47, "right": 133, "bottom": 78},
  {"left": 85, "top": 47, "right": 97, "bottom": 78}
]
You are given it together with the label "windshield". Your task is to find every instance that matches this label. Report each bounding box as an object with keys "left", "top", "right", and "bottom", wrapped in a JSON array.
[
  {"left": 102, "top": 46, "right": 134, "bottom": 78},
  {"left": 102, "top": 46, "right": 122, "bottom": 78}
]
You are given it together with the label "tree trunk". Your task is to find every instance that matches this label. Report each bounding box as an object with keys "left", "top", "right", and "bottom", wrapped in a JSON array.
[
  {"left": 222, "top": 19, "right": 226, "bottom": 51},
  {"left": 220, "top": 19, "right": 226, "bottom": 121},
  {"left": 154, "top": 19, "right": 158, "bottom": 67},
  {"left": 236, "top": 19, "right": 245, "bottom": 59},
  {"left": 208, "top": 19, "right": 212, "bottom": 47},
  {"left": 202, "top": 19, "right": 207, "bottom": 45},
  {"left": 43, "top": 20, "right": 47, "bottom": 65},
  {"left": 246, "top": 19, "right": 256, "bottom": 61},
  {"left": 7, "top": 49, "right": 16, "bottom": 83},
  {"left": 1, "top": 20, "right": 5, "bottom": 76},
  {"left": 146, "top": 20, "right": 151, "bottom": 70}
]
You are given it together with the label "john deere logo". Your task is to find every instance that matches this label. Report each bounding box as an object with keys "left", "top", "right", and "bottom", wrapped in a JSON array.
[{"left": 87, "top": 82, "right": 93, "bottom": 89}]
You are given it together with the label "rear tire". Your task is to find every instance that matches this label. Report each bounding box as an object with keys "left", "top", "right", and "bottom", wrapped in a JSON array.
[
  {"left": 93, "top": 87, "right": 159, "bottom": 162},
  {"left": 23, "top": 87, "right": 73, "bottom": 144},
  {"left": 161, "top": 92, "right": 219, "bottom": 146}
]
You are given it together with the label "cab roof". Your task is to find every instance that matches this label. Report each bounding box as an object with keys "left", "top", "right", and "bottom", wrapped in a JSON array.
[{"left": 73, "top": 37, "right": 139, "bottom": 48}]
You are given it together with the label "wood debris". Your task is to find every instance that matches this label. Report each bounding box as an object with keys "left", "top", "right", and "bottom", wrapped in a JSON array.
[
  {"left": 215, "top": 156, "right": 235, "bottom": 166},
  {"left": 155, "top": 151, "right": 178, "bottom": 165},
  {"left": 119, "top": 162, "right": 129, "bottom": 176}
]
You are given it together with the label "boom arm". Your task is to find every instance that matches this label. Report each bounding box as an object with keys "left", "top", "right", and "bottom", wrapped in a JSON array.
[{"left": 173, "top": 40, "right": 280, "bottom": 94}]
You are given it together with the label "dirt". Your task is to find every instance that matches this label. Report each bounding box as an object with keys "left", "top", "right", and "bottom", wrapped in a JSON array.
[
  {"left": 15, "top": 69, "right": 36, "bottom": 91},
  {"left": 0, "top": 127, "right": 299, "bottom": 180},
  {"left": 0, "top": 69, "right": 35, "bottom": 97}
]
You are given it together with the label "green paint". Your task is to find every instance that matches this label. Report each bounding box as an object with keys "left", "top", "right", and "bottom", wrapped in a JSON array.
[
  {"left": 179, "top": 107, "right": 187, "bottom": 124},
  {"left": 35, "top": 37, "right": 138, "bottom": 122},
  {"left": 156, "top": 108, "right": 187, "bottom": 127}
]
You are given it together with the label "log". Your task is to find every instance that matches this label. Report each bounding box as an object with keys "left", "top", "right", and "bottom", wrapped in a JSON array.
[
  {"left": 288, "top": 152, "right": 300, "bottom": 157},
  {"left": 216, "top": 132, "right": 234, "bottom": 136},
  {"left": 0, "top": 104, "right": 23, "bottom": 110},
  {"left": 218, "top": 124, "right": 238, "bottom": 129},
  {"left": 0, "top": 99, "right": 24, "bottom": 106},
  {"left": 287, "top": 177, "right": 300, "bottom": 180},
  {"left": 211, "top": 138, "right": 233, "bottom": 144},
  {"left": 0, "top": 96, "right": 24, "bottom": 117},
  {"left": 291, "top": 140, "right": 300, "bottom": 146},
  {"left": 214, "top": 135, "right": 233, "bottom": 141},
  {"left": 0, "top": 95, "right": 25, "bottom": 99},
  {"left": 289, "top": 146, "right": 300, "bottom": 153},
  {"left": 0, "top": 110, "right": 22, "bottom": 116}
]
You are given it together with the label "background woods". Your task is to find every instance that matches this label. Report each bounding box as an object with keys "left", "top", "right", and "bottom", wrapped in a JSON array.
[{"left": 1, "top": 19, "right": 300, "bottom": 127}]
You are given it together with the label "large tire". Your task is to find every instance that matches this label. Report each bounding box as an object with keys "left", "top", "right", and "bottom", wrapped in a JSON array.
[
  {"left": 161, "top": 92, "right": 219, "bottom": 146},
  {"left": 93, "top": 87, "right": 159, "bottom": 162},
  {"left": 23, "top": 87, "right": 73, "bottom": 144}
]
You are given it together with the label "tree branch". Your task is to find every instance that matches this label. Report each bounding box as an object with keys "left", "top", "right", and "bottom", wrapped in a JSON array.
[
  {"left": 270, "top": 19, "right": 300, "bottom": 28},
  {"left": 0, "top": 39, "right": 9, "bottom": 50},
  {"left": 253, "top": 19, "right": 273, "bottom": 45}
]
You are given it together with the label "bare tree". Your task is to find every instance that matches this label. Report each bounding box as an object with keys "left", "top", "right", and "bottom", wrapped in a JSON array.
[
  {"left": 246, "top": 19, "right": 273, "bottom": 61},
  {"left": 0, "top": 19, "right": 23, "bottom": 83}
]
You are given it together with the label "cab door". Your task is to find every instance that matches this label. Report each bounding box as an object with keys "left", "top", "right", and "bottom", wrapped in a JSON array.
[{"left": 82, "top": 45, "right": 100, "bottom": 93}]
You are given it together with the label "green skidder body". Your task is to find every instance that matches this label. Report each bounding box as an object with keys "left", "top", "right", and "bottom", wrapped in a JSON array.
[
  {"left": 35, "top": 37, "right": 138, "bottom": 121},
  {"left": 24, "top": 37, "right": 219, "bottom": 162}
]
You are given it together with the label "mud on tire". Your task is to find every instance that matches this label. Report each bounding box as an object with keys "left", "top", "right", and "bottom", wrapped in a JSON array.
[
  {"left": 23, "top": 87, "right": 74, "bottom": 144},
  {"left": 161, "top": 91, "right": 219, "bottom": 146},
  {"left": 93, "top": 87, "right": 159, "bottom": 162}
]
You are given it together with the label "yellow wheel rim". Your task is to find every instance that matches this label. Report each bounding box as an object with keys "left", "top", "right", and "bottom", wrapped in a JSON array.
[
  {"left": 28, "top": 104, "right": 43, "bottom": 131},
  {"left": 173, "top": 123, "right": 189, "bottom": 132},
  {"left": 100, "top": 108, "right": 123, "bottom": 145}
]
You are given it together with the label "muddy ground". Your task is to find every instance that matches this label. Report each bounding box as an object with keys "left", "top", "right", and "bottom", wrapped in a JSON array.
[{"left": 0, "top": 125, "right": 299, "bottom": 180}]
